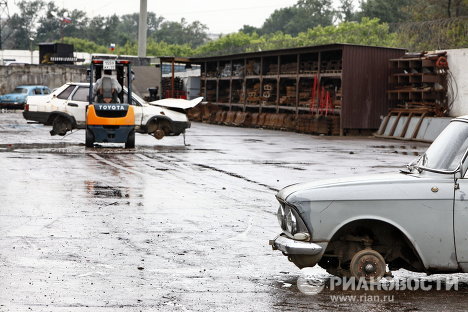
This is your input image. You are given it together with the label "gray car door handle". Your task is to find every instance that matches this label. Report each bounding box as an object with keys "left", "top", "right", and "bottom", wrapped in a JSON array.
[{"left": 67, "top": 103, "right": 79, "bottom": 107}]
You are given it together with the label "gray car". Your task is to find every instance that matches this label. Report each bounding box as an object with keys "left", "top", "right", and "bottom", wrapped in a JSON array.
[{"left": 271, "top": 116, "right": 468, "bottom": 280}]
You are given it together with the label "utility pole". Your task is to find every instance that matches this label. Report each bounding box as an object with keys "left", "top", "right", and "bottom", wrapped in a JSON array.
[
  {"left": 138, "top": 0, "right": 147, "bottom": 57},
  {"left": 0, "top": 0, "right": 9, "bottom": 50}
]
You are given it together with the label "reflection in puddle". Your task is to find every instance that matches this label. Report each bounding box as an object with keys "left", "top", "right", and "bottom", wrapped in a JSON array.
[
  {"left": 370, "top": 144, "right": 423, "bottom": 156},
  {"left": 85, "top": 181, "right": 129, "bottom": 198}
]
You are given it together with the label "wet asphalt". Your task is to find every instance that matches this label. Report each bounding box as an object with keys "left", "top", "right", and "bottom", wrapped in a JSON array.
[{"left": 1, "top": 111, "right": 467, "bottom": 311}]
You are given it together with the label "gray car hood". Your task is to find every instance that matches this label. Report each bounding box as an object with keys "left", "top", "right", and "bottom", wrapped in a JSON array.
[{"left": 278, "top": 172, "right": 453, "bottom": 203}]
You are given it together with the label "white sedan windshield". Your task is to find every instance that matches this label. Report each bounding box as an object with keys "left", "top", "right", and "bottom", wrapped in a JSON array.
[{"left": 422, "top": 121, "right": 468, "bottom": 171}]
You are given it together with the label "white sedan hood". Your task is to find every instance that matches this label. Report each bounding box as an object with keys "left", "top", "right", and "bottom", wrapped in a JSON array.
[{"left": 150, "top": 97, "right": 203, "bottom": 110}]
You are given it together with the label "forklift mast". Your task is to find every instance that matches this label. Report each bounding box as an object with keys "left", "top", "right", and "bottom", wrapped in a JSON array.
[{"left": 88, "top": 59, "right": 132, "bottom": 105}]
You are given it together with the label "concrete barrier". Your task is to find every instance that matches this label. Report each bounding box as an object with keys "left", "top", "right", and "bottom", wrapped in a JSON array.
[
  {"left": 0, "top": 64, "right": 86, "bottom": 94},
  {"left": 376, "top": 114, "right": 451, "bottom": 143}
]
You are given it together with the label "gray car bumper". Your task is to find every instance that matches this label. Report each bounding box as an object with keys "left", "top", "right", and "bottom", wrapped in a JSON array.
[{"left": 270, "top": 235, "right": 323, "bottom": 255}]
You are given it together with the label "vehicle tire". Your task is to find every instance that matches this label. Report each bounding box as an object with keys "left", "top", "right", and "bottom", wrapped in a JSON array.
[
  {"left": 349, "top": 249, "right": 386, "bottom": 281},
  {"left": 153, "top": 129, "right": 165, "bottom": 140},
  {"left": 85, "top": 128, "right": 94, "bottom": 148},
  {"left": 125, "top": 130, "right": 135, "bottom": 148},
  {"left": 152, "top": 120, "right": 171, "bottom": 140},
  {"left": 51, "top": 115, "right": 72, "bottom": 136}
]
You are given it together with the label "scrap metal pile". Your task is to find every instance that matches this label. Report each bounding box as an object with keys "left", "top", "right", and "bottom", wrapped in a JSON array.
[
  {"left": 387, "top": 51, "right": 450, "bottom": 117},
  {"left": 162, "top": 77, "right": 186, "bottom": 99}
]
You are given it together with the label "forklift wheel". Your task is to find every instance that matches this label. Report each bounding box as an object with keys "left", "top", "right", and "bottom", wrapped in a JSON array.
[
  {"left": 125, "top": 130, "right": 135, "bottom": 148},
  {"left": 85, "top": 129, "right": 94, "bottom": 148}
]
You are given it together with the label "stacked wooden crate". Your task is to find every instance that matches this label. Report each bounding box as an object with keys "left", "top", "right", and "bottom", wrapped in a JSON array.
[
  {"left": 246, "top": 83, "right": 261, "bottom": 104},
  {"left": 261, "top": 83, "right": 276, "bottom": 105}
]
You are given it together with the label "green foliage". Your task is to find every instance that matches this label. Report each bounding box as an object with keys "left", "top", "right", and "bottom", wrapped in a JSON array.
[
  {"left": 36, "top": 2, "right": 89, "bottom": 43},
  {"left": 61, "top": 37, "right": 108, "bottom": 54},
  {"left": 2, "top": 0, "right": 466, "bottom": 58},
  {"left": 295, "top": 17, "right": 397, "bottom": 47},
  {"left": 394, "top": 17, "right": 468, "bottom": 51},
  {"left": 261, "top": 7, "right": 302, "bottom": 35},
  {"left": 147, "top": 40, "right": 194, "bottom": 57},
  {"left": 152, "top": 18, "right": 208, "bottom": 48},
  {"left": 118, "top": 39, "right": 194, "bottom": 57},
  {"left": 402, "top": 0, "right": 468, "bottom": 20},
  {"left": 194, "top": 32, "right": 259, "bottom": 56},
  {"left": 339, "top": 0, "right": 358, "bottom": 22},
  {"left": 260, "top": 0, "right": 335, "bottom": 36},
  {"left": 357, "top": 0, "right": 411, "bottom": 23},
  {"left": 238, "top": 25, "right": 259, "bottom": 35},
  {"left": 193, "top": 18, "right": 397, "bottom": 57},
  {"left": 3, "top": 0, "right": 46, "bottom": 49},
  {"left": 2, "top": 1, "right": 209, "bottom": 51}
]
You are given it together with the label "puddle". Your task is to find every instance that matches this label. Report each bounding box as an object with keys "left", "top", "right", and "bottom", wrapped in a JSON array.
[
  {"left": 84, "top": 181, "right": 129, "bottom": 198},
  {"left": 0, "top": 142, "right": 77, "bottom": 151}
]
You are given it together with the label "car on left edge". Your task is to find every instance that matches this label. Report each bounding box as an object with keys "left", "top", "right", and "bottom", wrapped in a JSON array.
[{"left": 0, "top": 85, "right": 51, "bottom": 109}]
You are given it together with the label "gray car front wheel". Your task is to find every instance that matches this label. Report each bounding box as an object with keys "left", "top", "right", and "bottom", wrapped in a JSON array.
[{"left": 349, "top": 249, "right": 386, "bottom": 281}]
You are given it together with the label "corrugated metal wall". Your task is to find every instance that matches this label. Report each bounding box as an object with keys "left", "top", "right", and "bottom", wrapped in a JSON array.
[{"left": 342, "top": 46, "right": 405, "bottom": 130}]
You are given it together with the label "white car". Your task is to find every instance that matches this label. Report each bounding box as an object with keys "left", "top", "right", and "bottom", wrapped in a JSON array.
[{"left": 23, "top": 82, "right": 202, "bottom": 139}]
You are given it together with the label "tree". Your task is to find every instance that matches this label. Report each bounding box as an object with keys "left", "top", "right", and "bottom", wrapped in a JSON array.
[
  {"left": 84, "top": 14, "right": 123, "bottom": 47},
  {"left": 295, "top": 0, "right": 336, "bottom": 26},
  {"left": 295, "top": 17, "right": 397, "bottom": 47},
  {"left": 193, "top": 18, "right": 398, "bottom": 57},
  {"left": 36, "top": 2, "right": 88, "bottom": 43},
  {"left": 194, "top": 32, "right": 260, "bottom": 56},
  {"left": 152, "top": 18, "right": 208, "bottom": 48},
  {"left": 260, "top": 0, "right": 335, "bottom": 36},
  {"left": 238, "top": 25, "right": 259, "bottom": 35},
  {"left": 4, "top": 0, "right": 209, "bottom": 52},
  {"left": 4, "top": 0, "right": 46, "bottom": 49},
  {"left": 62, "top": 37, "right": 107, "bottom": 54},
  {"left": 402, "top": 0, "right": 468, "bottom": 20},
  {"left": 358, "top": 0, "right": 411, "bottom": 23},
  {"left": 116, "top": 12, "right": 164, "bottom": 46},
  {"left": 339, "top": 0, "right": 358, "bottom": 22},
  {"left": 261, "top": 7, "right": 301, "bottom": 35}
]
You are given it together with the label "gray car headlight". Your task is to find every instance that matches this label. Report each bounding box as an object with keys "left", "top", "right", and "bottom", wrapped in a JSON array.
[
  {"left": 277, "top": 204, "right": 298, "bottom": 234},
  {"left": 276, "top": 201, "right": 310, "bottom": 239},
  {"left": 286, "top": 209, "right": 297, "bottom": 234},
  {"left": 277, "top": 205, "right": 286, "bottom": 230}
]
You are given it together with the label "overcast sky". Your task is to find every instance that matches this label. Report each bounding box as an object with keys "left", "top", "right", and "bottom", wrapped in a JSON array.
[{"left": 11, "top": 0, "right": 303, "bottom": 34}]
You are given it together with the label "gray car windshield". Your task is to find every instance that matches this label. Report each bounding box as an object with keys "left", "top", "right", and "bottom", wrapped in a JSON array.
[{"left": 421, "top": 121, "right": 468, "bottom": 171}]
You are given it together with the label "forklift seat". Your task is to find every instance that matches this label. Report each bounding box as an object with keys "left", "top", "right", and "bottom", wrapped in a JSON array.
[{"left": 97, "top": 77, "right": 119, "bottom": 103}]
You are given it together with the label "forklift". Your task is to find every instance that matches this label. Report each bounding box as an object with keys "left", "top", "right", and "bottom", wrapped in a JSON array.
[{"left": 85, "top": 58, "right": 135, "bottom": 148}]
